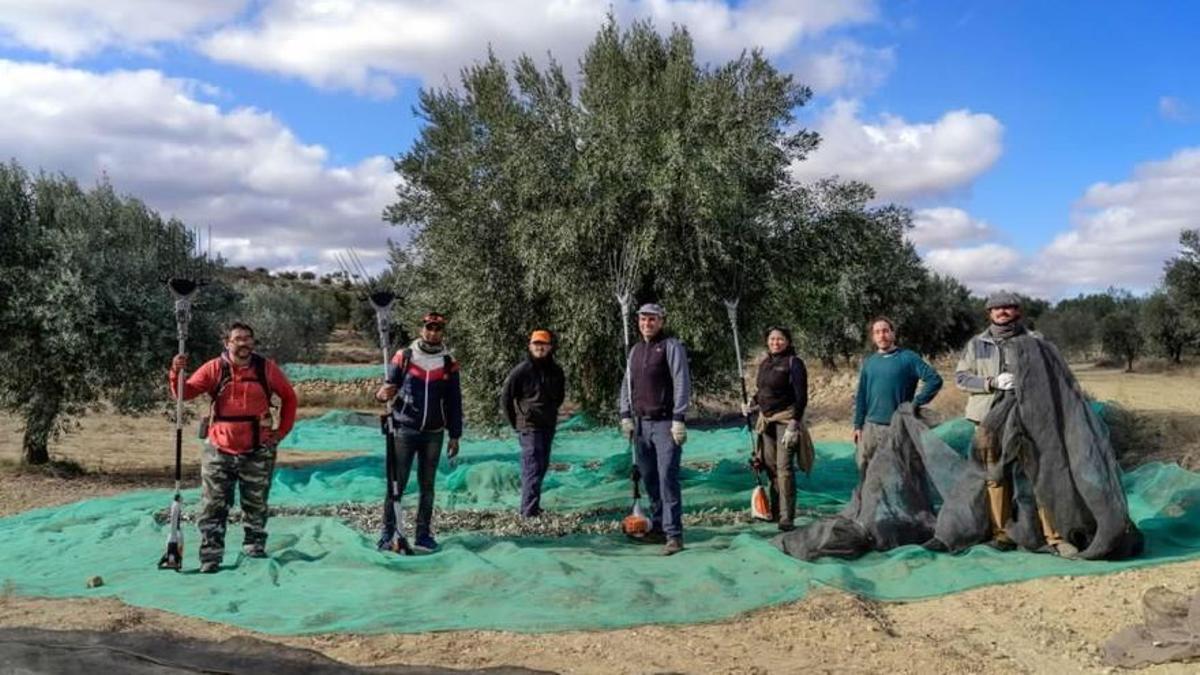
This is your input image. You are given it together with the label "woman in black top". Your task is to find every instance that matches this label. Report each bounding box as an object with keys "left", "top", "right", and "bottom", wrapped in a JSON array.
[{"left": 747, "top": 326, "right": 809, "bottom": 530}]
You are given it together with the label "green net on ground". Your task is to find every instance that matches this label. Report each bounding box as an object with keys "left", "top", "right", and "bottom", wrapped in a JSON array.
[
  {"left": 282, "top": 364, "right": 380, "bottom": 382},
  {"left": 3, "top": 413, "right": 1200, "bottom": 636}
]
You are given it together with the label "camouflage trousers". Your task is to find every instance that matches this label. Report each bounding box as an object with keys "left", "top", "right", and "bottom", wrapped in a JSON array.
[{"left": 199, "top": 442, "right": 277, "bottom": 563}]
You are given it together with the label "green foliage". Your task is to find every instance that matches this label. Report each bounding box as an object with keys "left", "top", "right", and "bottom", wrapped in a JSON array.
[
  {"left": 1141, "top": 291, "right": 1196, "bottom": 363},
  {"left": 1038, "top": 306, "right": 1098, "bottom": 361},
  {"left": 900, "top": 273, "right": 984, "bottom": 359},
  {"left": 0, "top": 162, "right": 232, "bottom": 464},
  {"left": 384, "top": 19, "right": 980, "bottom": 421},
  {"left": 239, "top": 284, "right": 336, "bottom": 364},
  {"left": 1163, "top": 229, "right": 1200, "bottom": 354},
  {"left": 1101, "top": 308, "right": 1145, "bottom": 372},
  {"left": 386, "top": 19, "right": 822, "bottom": 424}
]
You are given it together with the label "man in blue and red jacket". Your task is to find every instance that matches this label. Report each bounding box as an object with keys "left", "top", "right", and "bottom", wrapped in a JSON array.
[
  {"left": 169, "top": 321, "right": 298, "bottom": 573},
  {"left": 375, "top": 312, "right": 463, "bottom": 552}
]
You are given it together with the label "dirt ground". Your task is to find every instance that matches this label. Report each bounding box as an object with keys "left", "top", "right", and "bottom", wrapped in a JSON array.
[{"left": 2, "top": 362, "right": 1199, "bottom": 673}]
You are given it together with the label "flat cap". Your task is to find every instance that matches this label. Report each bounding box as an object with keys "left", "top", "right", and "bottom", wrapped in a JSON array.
[
  {"left": 636, "top": 303, "right": 666, "bottom": 317},
  {"left": 985, "top": 291, "right": 1021, "bottom": 309}
]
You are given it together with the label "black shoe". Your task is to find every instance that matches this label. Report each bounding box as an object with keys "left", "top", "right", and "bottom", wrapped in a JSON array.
[
  {"left": 986, "top": 537, "right": 1016, "bottom": 552},
  {"left": 199, "top": 561, "right": 220, "bottom": 574},
  {"left": 921, "top": 537, "right": 949, "bottom": 553},
  {"left": 778, "top": 522, "right": 795, "bottom": 532},
  {"left": 242, "top": 542, "right": 267, "bottom": 558}
]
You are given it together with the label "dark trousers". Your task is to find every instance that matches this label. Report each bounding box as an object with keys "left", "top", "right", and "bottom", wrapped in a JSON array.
[
  {"left": 379, "top": 427, "right": 443, "bottom": 544},
  {"left": 635, "top": 419, "right": 683, "bottom": 538},
  {"left": 518, "top": 428, "right": 556, "bottom": 517},
  {"left": 760, "top": 422, "right": 796, "bottom": 525}
]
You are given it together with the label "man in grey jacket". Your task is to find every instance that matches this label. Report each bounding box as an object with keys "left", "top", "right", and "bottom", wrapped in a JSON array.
[
  {"left": 955, "top": 291, "right": 1077, "bottom": 557},
  {"left": 619, "top": 303, "right": 691, "bottom": 556}
]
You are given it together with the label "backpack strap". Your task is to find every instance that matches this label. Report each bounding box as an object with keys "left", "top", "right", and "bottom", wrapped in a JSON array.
[{"left": 210, "top": 354, "right": 274, "bottom": 449}]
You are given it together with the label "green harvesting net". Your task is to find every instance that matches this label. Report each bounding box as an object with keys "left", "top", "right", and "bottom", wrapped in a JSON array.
[
  {"left": 2, "top": 411, "right": 1199, "bottom": 636},
  {"left": 282, "top": 364, "right": 380, "bottom": 382}
]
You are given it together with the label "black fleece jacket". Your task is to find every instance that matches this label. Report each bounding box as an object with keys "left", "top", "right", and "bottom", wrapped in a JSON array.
[{"left": 500, "top": 355, "right": 566, "bottom": 430}]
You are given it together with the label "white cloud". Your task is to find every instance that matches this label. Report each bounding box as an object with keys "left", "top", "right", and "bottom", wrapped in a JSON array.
[
  {"left": 791, "top": 99, "right": 1004, "bottom": 201},
  {"left": 923, "top": 243, "right": 1024, "bottom": 293},
  {"left": 909, "top": 207, "right": 994, "bottom": 248},
  {"left": 917, "top": 148, "right": 1200, "bottom": 298},
  {"left": 790, "top": 41, "right": 894, "bottom": 96},
  {"left": 198, "top": 0, "right": 879, "bottom": 95},
  {"left": 1028, "top": 147, "right": 1200, "bottom": 293},
  {"left": 1159, "top": 95, "right": 1193, "bottom": 123},
  {"left": 0, "top": 59, "right": 399, "bottom": 270},
  {"left": 0, "top": 0, "right": 246, "bottom": 59}
]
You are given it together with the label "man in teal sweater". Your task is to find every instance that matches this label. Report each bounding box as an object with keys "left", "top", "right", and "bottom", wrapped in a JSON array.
[{"left": 852, "top": 317, "right": 944, "bottom": 475}]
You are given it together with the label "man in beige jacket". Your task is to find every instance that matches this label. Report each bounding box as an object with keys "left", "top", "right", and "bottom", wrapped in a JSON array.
[{"left": 955, "top": 291, "right": 1078, "bottom": 557}]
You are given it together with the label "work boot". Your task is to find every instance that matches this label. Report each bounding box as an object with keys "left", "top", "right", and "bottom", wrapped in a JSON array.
[
  {"left": 414, "top": 533, "right": 439, "bottom": 552},
  {"left": 662, "top": 537, "right": 684, "bottom": 556},
  {"left": 242, "top": 542, "right": 267, "bottom": 558},
  {"left": 199, "top": 561, "right": 220, "bottom": 574},
  {"left": 986, "top": 536, "right": 1016, "bottom": 552},
  {"left": 1050, "top": 541, "right": 1080, "bottom": 559}
]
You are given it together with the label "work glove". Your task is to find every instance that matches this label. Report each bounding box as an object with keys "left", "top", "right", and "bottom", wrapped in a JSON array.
[
  {"left": 781, "top": 420, "right": 800, "bottom": 449},
  {"left": 994, "top": 372, "right": 1015, "bottom": 391},
  {"left": 671, "top": 421, "right": 687, "bottom": 446},
  {"left": 740, "top": 402, "right": 757, "bottom": 418},
  {"left": 620, "top": 418, "right": 635, "bottom": 441}
]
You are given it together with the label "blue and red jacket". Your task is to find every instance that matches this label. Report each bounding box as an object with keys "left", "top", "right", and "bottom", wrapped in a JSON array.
[{"left": 386, "top": 340, "right": 463, "bottom": 438}]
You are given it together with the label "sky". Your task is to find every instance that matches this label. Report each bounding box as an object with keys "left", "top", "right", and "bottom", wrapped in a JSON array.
[{"left": 1, "top": 0, "right": 1197, "bottom": 299}]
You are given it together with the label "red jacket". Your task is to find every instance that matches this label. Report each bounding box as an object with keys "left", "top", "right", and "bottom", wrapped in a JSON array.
[{"left": 169, "top": 353, "right": 298, "bottom": 454}]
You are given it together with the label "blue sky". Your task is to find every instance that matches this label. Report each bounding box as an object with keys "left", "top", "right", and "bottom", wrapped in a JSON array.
[{"left": 1, "top": 0, "right": 1197, "bottom": 297}]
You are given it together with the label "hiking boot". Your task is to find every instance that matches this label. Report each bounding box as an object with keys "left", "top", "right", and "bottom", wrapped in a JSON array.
[
  {"left": 662, "top": 537, "right": 684, "bottom": 556},
  {"left": 778, "top": 521, "right": 795, "bottom": 532},
  {"left": 242, "top": 543, "right": 267, "bottom": 558},
  {"left": 414, "top": 533, "right": 439, "bottom": 552},
  {"left": 1051, "top": 541, "right": 1080, "bottom": 559},
  {"left": 199, "top": 561, "right": 220, "bottom": 574},
  {"left": 986, "top": 536, "right": 1016, "bottom": 552}
]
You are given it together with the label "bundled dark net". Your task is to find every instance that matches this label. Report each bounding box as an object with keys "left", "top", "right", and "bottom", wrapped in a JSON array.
[{"left": 775, "top": 335, "right": 1144, "bottom": 561}]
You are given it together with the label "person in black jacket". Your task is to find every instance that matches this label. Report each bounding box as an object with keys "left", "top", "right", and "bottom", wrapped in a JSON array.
[
  {"left": 745, "top": 326, "right": 809, "bottom": 531},
  {"left": 500, "top": 329, "right": 566, "bottom": 518}
]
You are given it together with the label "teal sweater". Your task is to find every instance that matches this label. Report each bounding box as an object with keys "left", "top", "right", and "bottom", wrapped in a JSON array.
[{"left": 853, "top": 348, "right": 943, "bottom": 428}]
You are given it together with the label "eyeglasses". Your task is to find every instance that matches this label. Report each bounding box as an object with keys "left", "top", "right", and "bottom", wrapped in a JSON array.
[{"left": 423, "top": 324, "right": 445, "bottom": 331}]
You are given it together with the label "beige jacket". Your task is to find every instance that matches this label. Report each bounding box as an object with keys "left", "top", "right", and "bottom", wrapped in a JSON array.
[{"left": 954, "top": 329, "right": 1041, "bottom": 422}]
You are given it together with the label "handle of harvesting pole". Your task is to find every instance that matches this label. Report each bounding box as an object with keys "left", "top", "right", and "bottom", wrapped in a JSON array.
[
  {"left": 618, "top": 296, "right": 641, "bottom": 488},
  {"left": 173, "top": 331, "right": 186, "bottom": 488}
]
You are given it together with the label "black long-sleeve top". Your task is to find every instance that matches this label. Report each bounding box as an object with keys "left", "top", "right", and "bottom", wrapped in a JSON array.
[{"left": 753, "top": 350, "right": 808, "bottom": 419}]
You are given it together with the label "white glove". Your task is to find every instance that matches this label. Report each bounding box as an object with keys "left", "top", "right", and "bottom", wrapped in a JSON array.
[
  {"left": 620, "top": 418, "right": 635, "bottom": 440},
  {"left": 740, "top": 402, "right": 753, "bottom": 417},
  {"left": 782, "top": 427, "right": 798, "bottom": 448},
  {"left": 994, "top": 373, "right": 1015, "bottom": 391},
  {"left": 671, "top": 421, "right": 687, "bottom": 446}
]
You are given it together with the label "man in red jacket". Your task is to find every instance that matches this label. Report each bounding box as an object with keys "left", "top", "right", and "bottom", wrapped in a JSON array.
[{"left": 169, "top": 321, "right": 298, "bottom": 573}]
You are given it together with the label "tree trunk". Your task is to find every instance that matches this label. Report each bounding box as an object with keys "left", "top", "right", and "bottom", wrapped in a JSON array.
[
  {"left": 21, "top": 391, "right": 61, "bottom": 465},
  {"left": 1125, "top": 356, "right": 1135, "bottom": 373},
  {"left": 821, "top": 355, "right": 837, "bottom": 370}
]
